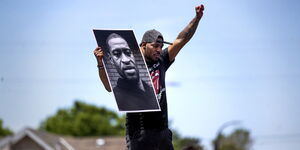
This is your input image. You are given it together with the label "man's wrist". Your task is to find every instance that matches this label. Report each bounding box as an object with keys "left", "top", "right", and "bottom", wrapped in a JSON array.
[
  {"left": 97, "top": 64, "right": 104, "bottom": 70},
  {"left": 195, "top": 15, "right": 202, "bottom": 21}
]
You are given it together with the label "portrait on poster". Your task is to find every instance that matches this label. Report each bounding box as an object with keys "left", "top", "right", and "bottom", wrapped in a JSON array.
[{"left": 93, "top": 29, "right": 160, "bottom": 113}]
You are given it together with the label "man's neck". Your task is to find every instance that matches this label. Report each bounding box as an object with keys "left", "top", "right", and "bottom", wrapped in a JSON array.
[{"left": 145, "top": 58, "right": 159, "bottom": 66}]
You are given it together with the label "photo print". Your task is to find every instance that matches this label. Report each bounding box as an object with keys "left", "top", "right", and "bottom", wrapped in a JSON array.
[{"left": 93, "top": 29, "right": 160, "bottom": 113}]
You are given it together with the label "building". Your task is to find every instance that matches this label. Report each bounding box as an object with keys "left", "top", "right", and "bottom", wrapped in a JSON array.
[{"left": 0, "top": 128, "right": 126, "bottom": 150}]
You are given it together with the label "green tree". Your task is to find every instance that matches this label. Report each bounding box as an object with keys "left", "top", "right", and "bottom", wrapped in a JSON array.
[
  {"left": 213, "top": 128, "right": 252, "bottom": 150},
  {"left": 0, "top": 119, "right": 13, "bottom": 136},
  {"left": 40, "top": 100, "right": 125, "bottom": 136},
  {"left": 172, "top": 129, "right": 204, "bottom": 150}
]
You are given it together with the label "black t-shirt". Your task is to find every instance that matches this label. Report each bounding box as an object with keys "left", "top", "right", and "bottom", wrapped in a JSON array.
[{"left": 126, "top": 48, "right": 174, "bottom": 136}]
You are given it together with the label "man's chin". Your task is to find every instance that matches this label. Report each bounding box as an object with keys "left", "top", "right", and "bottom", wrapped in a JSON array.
[
  {"left": 150, "top": 57, "right": 159, "bottom": 63},
  {"left": 124, "top": 74, "right": 139, "bottom": 81},
  {"left": 124, "top": 77, "right": 139, "bottom": 84}
]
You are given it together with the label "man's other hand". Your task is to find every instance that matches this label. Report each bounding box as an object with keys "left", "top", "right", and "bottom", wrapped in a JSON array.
[{"left": 94, "top": 47, "right": 104, "bottom": 63}]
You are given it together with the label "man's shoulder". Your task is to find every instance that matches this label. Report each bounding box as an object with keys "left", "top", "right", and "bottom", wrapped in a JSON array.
[
  {"left": 162, "top": 47, "right": 169, "bottom": 55},
  {"left": 160, "top": 47, "right": 174, "bottom": 70}
]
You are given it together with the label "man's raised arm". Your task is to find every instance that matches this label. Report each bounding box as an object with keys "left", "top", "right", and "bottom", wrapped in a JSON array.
[{"left": 168, "top": 4, "right": 205, "bottom": 61}]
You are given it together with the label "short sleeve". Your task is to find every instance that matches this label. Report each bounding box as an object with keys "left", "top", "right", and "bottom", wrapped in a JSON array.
[{"left": 160, "top": 47, "right": 175, "bottom": 71}]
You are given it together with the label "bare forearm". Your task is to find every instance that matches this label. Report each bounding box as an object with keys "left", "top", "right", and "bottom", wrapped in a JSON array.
[
  {"left": 168, "top": 16, "right": 202, "bottom": 61},
  {"left": 177, "top": 16, "right": 200, "bottom": 43},
  {"left": 94, "top": 47, "right": 112, "bottom": 92},
  {"left": 98, "top": 66, "right": 112, "bottom": 92}
]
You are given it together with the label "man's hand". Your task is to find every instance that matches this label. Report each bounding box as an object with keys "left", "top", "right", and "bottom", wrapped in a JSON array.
[
  {"left": 195, "top": 4, "right": 205, "bottom": 19},
  {"left": 94, "top": 47, "right": 112, "bottom": 92},
  {"left": 94, "top": 47, "right": 104, "bottom": 64}
]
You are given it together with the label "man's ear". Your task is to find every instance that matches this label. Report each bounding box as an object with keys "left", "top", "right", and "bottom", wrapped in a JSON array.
[{"left": 140, "top": 42, "right": 146, "bottom": 50}]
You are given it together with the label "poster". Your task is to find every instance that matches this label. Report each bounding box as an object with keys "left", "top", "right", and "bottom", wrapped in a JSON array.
[{"left": 93, "top": 29, "right": 160, "bottom": 113}]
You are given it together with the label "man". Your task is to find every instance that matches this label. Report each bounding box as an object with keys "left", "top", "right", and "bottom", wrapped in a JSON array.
[
  {"left": 94, "top": 4, "right": 204, "bottom": 150},
  {"left": 103, "top": 33, "right": 159, "bottom": 111}
]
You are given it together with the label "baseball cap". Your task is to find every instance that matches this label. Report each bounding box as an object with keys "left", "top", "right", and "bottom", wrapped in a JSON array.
[{"left": 140, "top": 29, "right": 173, "bottom": 46}]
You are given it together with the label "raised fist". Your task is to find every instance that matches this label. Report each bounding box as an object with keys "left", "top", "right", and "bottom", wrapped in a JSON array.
[{"left": 195, "top": 4, "right": 205, "bottom": 19}]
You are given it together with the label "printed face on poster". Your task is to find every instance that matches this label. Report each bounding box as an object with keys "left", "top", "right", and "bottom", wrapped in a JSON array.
[{"left": 93, "top": 29, "right": 160, "bottom": 113}]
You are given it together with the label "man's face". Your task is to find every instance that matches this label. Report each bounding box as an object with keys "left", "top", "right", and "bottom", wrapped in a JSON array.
[
  {"left": 108, "top": 37, "right": 139, "bottom": 81},
  {"left": 143, "top": 40, "right": 163, "bottom": 63}
]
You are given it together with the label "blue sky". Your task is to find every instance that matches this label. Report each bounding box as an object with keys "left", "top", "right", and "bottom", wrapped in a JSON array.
[{"left": 0, "top": 0, "right": 300, "bottom": 149}]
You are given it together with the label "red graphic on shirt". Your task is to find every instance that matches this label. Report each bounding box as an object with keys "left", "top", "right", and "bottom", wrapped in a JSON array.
[{"left": 150, "top": 70, "right": 160, "bottom": 94}]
